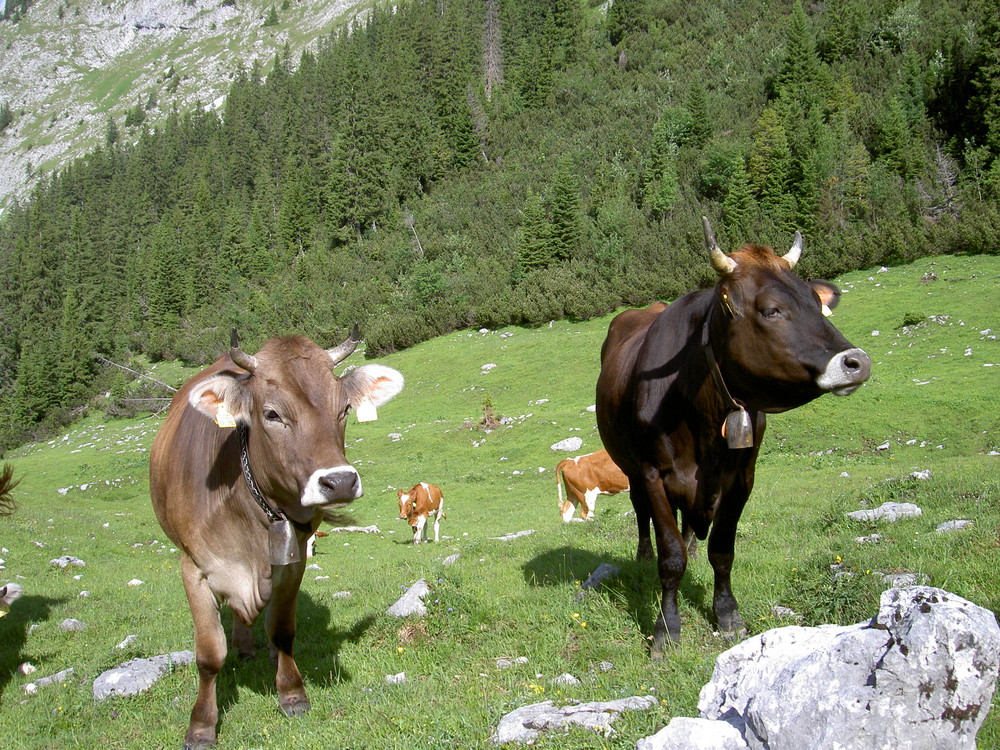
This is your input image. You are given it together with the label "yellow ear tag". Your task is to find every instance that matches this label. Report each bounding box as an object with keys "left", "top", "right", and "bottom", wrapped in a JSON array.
[
  {"left": 356, "top": 398, "right": 378, "bottom": 423},
  {"left": 215, "top": 402, "right": 237, "bottom": 428},
  {"left": 821, "top": 304, "right": 833, "bottom": 317}
]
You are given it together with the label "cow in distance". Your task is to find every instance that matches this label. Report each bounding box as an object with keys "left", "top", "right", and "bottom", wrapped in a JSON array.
[
  {"left": 397, "top": 482, "right": 444, "bottom": 544},
  {"left": 555, "top": 449, "right": 630, "bottom": 521}
]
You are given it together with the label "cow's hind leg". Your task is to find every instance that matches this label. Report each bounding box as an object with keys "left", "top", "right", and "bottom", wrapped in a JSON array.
[
  {"left": 181, "top": 556, "right": 227, "bottom": 750},
  {"left": 267, "top": 563, "right": 311, "bottom": 718},
  {"left": 629, "top": 481, "right": 655, "bottom": 562},
  {"left": 231, "top": 619, "right": 256, "bottom": 659}
]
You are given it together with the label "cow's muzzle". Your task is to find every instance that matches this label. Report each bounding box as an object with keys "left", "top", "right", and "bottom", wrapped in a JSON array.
[
  {"left": 817, "top": 347, "right": 872, "bottom": 395},
  {"left": 302, "top": 466, "right": 363, "bottom": 507}
]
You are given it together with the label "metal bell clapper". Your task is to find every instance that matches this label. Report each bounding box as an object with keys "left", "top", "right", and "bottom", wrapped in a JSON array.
[
  {"left": 268, "top": 520, "right": 302, "bottom": 566},
  {"left": 723, "top": 407, "right": 754, "bottom": 449}
]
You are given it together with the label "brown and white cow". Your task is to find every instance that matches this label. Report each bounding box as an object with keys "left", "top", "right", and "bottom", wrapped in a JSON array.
[
  {"left": 150, "top": 330, "right": 402, "bottom": 749},
  {"left": 596, "top": 218, "right": 870, "bottom": 657},
  {"left": 397, "top": 482, "right": 444, "bottom": 544},
  {"left": 556, "top": 449, "right": 630, "bottom": 521}
]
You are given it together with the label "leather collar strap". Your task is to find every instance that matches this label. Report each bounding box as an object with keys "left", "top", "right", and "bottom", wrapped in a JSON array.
[
  {"left": 701, "top": 305, "right": 743, "bottom": 415},
  {"left": 238, "top": 424, "right": 286, "bottom": 524}
]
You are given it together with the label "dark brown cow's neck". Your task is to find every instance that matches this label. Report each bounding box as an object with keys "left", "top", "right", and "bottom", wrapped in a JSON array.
[{"left": 701, "top": 299, "right": 754, "bottom": 449}]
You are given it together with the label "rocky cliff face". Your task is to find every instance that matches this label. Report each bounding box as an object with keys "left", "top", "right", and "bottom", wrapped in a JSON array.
[{"left": 0, "top": 0, "right": 364, "bottom": 211}]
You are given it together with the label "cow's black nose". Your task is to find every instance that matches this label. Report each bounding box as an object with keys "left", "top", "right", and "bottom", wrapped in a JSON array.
[{"left": 319, "top": 469, "right": 360, "bottom": 500}]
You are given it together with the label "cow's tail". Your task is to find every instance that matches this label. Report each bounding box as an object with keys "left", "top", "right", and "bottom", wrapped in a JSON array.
[
  {"left": 0, "top": 463, "right": 19, "bottom": 516},
  {"left": 555, "top": 462, "right": 565, "bottom": 507}
]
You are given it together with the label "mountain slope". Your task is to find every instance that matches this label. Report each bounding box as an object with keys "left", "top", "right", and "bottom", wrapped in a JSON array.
[{"left": 0, "top": 0, "right": 369, "bottom": 210}]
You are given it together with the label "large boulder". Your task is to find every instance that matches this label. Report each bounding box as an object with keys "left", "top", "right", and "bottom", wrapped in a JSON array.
[{"left": 691, "top": 587, "right": 1000, "bottom": 750}]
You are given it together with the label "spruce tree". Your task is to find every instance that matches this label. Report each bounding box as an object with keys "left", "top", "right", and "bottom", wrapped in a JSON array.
[
  {"left": 550, "top": 158, "right": 583, "bottom": 262},
  {"left": 517, "top": 190, "right": 554, "bottom": 273}
]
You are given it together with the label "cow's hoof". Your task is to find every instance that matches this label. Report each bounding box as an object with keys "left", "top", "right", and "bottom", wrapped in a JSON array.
[
  {"left": 717, "top": 614, "right": 747, "bottom": 641},
  {"left": 279, "top": 695, "right": 311, "bottom": 718},
  {"left": 649, "top": 631, "right": 679, "bottom": 660},
  {"left": 182, "top": 731, "right": 216, "bottom": 750}
]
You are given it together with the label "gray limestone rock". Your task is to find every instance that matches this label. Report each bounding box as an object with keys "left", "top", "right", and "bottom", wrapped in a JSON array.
[
  {"left": 492, "top": 696, "right": 656, "bottom": 744},
  {"left": 846, "top": 501, "right": 922, "bottom": 523},
  {"left": 93, "top": 650, "right": 195, "bottom": 701},
  {"left": 386, "top": 579, "right": 430, "bottom": 617},
  {"left": 696, "top": 586, "right": 1000, "bottom": 750}
]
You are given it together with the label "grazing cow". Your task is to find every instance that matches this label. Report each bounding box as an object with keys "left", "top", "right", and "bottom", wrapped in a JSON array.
[
  {"left": 596, "top": 218, "right": 870, "bottom": 657},
  {"left": 555, "top": 449, "right": 630, "bottom": 521},
  {"left": 397, "top": 483, "right": 444, "bottom": 544},
  {"left": 150, "top": 330, "right": 403, "bottom": 749}
]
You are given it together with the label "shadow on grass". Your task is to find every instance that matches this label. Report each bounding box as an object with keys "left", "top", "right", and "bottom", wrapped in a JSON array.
[
  {"left": 522, "top": 546, "right": 712, "bottom": 644},
  {"left": 213, "top": 592, "right": 376, "bottom": 737},
  {"left": 0, "top": 593, "right": 69, "bottom": 695}
]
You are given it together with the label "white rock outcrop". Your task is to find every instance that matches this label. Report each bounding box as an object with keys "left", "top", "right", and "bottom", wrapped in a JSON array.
[{"left": 644, "top": 587, "right": 1000, "bottom": 750}]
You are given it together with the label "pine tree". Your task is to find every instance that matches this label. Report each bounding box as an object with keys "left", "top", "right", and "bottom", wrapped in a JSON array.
[
  {"left": 972, "top": 0, "right": 1000, "bottom": 154},
  {"left": 723, "top": 158, "right": 757, "bottom": 238},
  {"left": 748, "top": 107, "right": 793, "bottom": 224},
  {"left": 550, "top": 157, "right": 583, "bottom": 261},
  {"left": 647, "top": 143, "right": 681, "bottom": 221},
  {"left": 687, "top": 81, "right": 711, "bottom": 148},
  {"left": 517, "top": 190, "right": 554, "bottom": 273},
  {"left": 775, "top": 0, "right": 822, "bottom": 107}
]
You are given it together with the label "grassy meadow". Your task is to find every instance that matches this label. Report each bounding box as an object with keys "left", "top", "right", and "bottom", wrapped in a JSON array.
[{"left": 1, "top": 254, "right": 998, "bottom": 749}]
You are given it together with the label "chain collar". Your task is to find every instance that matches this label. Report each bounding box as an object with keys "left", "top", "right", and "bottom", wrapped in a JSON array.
[{"left": 238, "top": 423, "right": 286, "bottom": 524}]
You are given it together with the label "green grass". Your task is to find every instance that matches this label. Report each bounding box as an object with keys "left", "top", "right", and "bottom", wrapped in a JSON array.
[{"left": 1, "top": 255, "right": 998, "bottom": 748}]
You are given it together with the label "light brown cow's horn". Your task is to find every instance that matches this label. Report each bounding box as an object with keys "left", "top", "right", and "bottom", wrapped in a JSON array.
[
  {"left": 327, "top": 323, "right": 361, "bottom": 367},
  {"left": 229, "top": 328, "right": 258, "bottom": 373},
  {"left": 782, "top": 231, "right": 803, "bottom": 270},
  {"left": 703, "top": 216, "right": 737, "bottom": 276}
]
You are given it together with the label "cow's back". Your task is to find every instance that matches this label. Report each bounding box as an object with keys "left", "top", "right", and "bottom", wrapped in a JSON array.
[{"left": 150, "top": 358, "right": 244, "bottom": 558}]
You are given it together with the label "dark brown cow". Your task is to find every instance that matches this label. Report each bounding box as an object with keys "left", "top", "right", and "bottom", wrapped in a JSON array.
[
  {"left": 397, "top": 482, "right": 444, "bottom": 544},
  {"left": 596, "top": 218, "right": 870, "bottom": 656},
  {"left": 555, "top": 449, "right": 630, "bottom": 521},
  {"left": 150, "top": 331, "right": 403, "bottom": 749}
]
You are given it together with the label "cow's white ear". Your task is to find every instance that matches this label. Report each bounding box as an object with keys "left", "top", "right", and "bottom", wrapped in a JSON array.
[
  {"left": 188, "top": 374, "right": 246, "bottom": 424},
  {"left": 343, "top": 364, "right": 404, "bottom": 409}
]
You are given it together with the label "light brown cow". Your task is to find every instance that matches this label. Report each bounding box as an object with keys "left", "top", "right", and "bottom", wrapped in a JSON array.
[
  {"left": 556, "top": 449, "right": 630, "bottom": 521},
  {"left": 150, "top": 330, "right": 403, "bottom": 750},
  {"left": 397, "top": 482, "right": 444, "bottom": 544}
]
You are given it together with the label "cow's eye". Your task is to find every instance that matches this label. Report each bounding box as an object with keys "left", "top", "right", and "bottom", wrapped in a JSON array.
[
  {"left": 263, "top": 408, "right": 282, "bottom": 423},
  {"left": 760, "top": 307, "right": 782, "bottom": 319}
]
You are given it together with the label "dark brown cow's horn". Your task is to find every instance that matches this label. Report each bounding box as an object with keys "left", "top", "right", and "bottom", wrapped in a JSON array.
[
  {"left": 782, "top": 231, "right": 803, "bottom": 270},
  {"left": 327, "top": 323, "right": 361, "bottom": 367},
  {"left": 229, "top": 328, "right": 258, "bottom": 373},
  {"left": 703, "top": 216, "right": 737, "bottom": 276}
]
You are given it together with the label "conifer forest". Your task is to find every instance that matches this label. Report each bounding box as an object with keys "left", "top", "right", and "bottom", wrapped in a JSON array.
[{"left": 1, "top": 0, "right": 999, "bottom": 449}]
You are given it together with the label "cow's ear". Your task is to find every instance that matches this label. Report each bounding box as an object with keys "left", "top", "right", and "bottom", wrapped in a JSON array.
[
  {"left": 811, "top": 280, "right": 841, "bottom": 312},
  {"left": 188, "top": 374, "right": 247, "bottom": 423},
  {"left": 342, "top": 364, "right": 404, "bottom": 409}
]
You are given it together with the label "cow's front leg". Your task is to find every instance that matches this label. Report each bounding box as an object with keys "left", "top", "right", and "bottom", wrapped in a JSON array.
[
  {"left": 647, "top": 479, "right": 688, "bottom": 656},
  {"left": 267, "top": 563, "right": 310, "bottom": 718},
  {"left": 707, "top": 488, "right": 749, "bottom": 640},
  {"left": 181, "top": 556, "right": 227, "bottom": 750}
]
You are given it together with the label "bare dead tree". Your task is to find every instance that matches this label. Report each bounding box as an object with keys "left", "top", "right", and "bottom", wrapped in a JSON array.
[
  {"left": 483, "top": 0, "right": 504, "bottom": 101},
  {"left": 94, "top": 355, "right": 177, "bottom": 393},
  {"left": 404, "top": 212, "right": 424, "bottom": 257}
]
